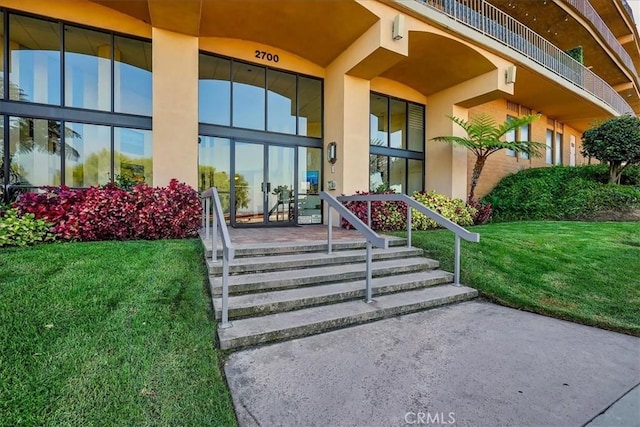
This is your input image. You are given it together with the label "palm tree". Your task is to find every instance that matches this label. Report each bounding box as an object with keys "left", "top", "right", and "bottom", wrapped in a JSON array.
[{"left": 432, "top": 113, "right": 544, "bottom": 201}]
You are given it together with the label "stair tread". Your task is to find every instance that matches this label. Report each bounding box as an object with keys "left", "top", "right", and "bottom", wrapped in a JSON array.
[
  {"left": 213, "top": 270, "right": 453, "bottom": 312},
  {"left": 217, "top": 285, "right": 477, "bottom": 348},
  {"left": 202, "top": 236, "right": 407, "bottom": 254},
  {"left": 210, "top": 257, "right": 438, "bottom": 287}
]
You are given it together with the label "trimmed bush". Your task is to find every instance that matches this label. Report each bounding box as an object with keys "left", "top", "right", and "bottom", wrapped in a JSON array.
[
  {"left": 0, "top": 209, "right": 55, "bottom": 247},
  {"left": 484, "top": 166, "right": 640, "bottom": 221},
  {"left": 341, "top": 191, "right": 407, "bottom": 231},
  {"left": 411, "top": 191, "right": 476, "bottom": 230},
  {"left": 14, "top": 179, "right": 201, "bottom": 241}
]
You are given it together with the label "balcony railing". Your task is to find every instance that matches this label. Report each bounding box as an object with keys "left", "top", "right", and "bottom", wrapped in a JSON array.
[
  {"left": 414, "top": 0, "right": 634, "bottom": 115},
  {"left": 564, "top": 0, "right": 638, "bottom": 83},
  {"left": 621, "top": 0, "right": 635, "bottom": 24}
]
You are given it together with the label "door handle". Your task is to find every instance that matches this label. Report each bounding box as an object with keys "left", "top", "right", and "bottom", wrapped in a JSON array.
[{"left": 267, "top": 182, "right": 271, "bottom": 193}]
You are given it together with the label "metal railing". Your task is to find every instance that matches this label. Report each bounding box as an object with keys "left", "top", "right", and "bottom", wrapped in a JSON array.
[
  {"left": 201, "top": 187, "right": 235, "bottom": 329},
  {"left": 320, "top": 191, "right": 388, "bottom": 303},
  {"left": 414, "top": 0, "right": 634, "bottom": 115},
  {"left": 337, "top": 193, "right": 480, "bottom": 286},
  {"left": 564, "top": 0, "right": 639, "bottom": 83},
  {"left": 621, "top": 0, "right": 635, "bottom": 24}
]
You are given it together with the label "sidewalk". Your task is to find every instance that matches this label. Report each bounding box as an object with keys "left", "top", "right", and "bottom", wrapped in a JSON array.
[{"left": 224, "top": 300, "right": 640, "bottom": 427}]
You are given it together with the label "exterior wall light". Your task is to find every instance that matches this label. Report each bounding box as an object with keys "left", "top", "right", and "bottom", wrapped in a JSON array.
[{"left": 392, "top": 14, "right": 404, "bottom": 41}]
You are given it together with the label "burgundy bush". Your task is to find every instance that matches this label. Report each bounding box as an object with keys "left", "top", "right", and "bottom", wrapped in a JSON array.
[
  {"left": 14, "top": 179, "right": 201, "bottom": 241},
  {"left": 467, "top": 199, "right": 493, "bottom": 225},
  {"left": 340, "top": 191, "right": 407, "bottom": 232}
]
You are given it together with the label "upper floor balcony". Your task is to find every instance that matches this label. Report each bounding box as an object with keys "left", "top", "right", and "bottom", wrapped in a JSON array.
[{"left": 413, "top": 0, "right": 635, "bottom": 116}]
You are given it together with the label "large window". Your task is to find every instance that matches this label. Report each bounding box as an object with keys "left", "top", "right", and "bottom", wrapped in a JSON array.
[
  {"left": 555, "top": 132, "right": 563, "bottom": 165},
  {"left": 0, "top": 11, "right": 153, "bottom": 201},
  {"left": 198, "top": 53, "right": 323, "bottom": 137},
  {"left": 546, "top": 129, "right": 553, "bottom": 164},
  {"left": 369, "top": 93, "right": 424, "bottom": 194}
]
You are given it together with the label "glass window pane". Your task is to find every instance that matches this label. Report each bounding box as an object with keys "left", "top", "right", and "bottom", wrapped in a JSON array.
[
  {"left": 298, "top": 76, "right": 322, "bottom": 137},
  {"left": 555, "top": 133, "right": 563, "bottom": 165},
  {"left": 546, "top": 129, "right": 553, "bottom": 164},
  {"left": 64, "top": 26, "right": 112, "bottom": 111},
  {"left": 389, "top": 157, "right": 406, "bottom": 193},
  {"left": 114, "top": 127, "right": 152, "bottom": 184},
  {"left": 298, "top": 147, "right": 322, "bottom": 224},
  {"left": 390, "top": 99, "right": 406, "bottom": 149},
  {"left": 408, "top": 103, "right": 424, "bottom": 152},
  {"left": 9, "top": 116, "right": 62, "bottom": 186},
  {"left": 114, "top": 36, "right": 152, "bottom": 116},
  {"left": 198, "top": 136, "right": 231, "bottom": 218},
  {"left": 519, "top": 124, "right": 530, "bottom": 160},
  {"left": 267, "top": 69, "right": 296, "bottom": 134},
  {"left": 199, "top": 55, "right": 230, "bottom": 126},
  {"left": 9, "top": 15, "right": 61, "bottom": 105},
  {"left": 369, "top": 154, "right": 387, "bottom": 192},
  {"left": 505, "top": 115, "right": 516, "bottom": 157},
  {"left": 408, "top": 159, "right": 423, "bottom": 195},
  {"left": 0, "top": 12, "right": 4, "bottom": 99},
  {"left": 65, "top": 122, "right": 111, "bottom": 187},
  {"left": 370, "top": 94, "right": 388, "bottom": 147},
  {"left": 0, "top": 116, "right": 4, "bottom": 201},
  {"left": 232, "top": 61, "right": 265, "bottom": 130}
]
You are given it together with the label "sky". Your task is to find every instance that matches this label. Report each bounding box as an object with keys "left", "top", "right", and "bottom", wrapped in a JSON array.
[{"left": 632, "top": 0, "right": 640, "bottom": 33}]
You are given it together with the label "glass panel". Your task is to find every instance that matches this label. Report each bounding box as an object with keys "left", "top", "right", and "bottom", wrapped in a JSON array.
[
  {"left": 370, "top": 94, "right": 388, "bottom": 147},
  {"left": 65, "top": 122, "right": 111, "bottom": 187},
  {"left": 267, "top": 145, "right": 295, "bottom": 224},
  {"left": 267, "top": 69, "right": 296, "bottom": 134},
  {"left": 555, "top": 133, "right": 563, "bottom": 165},
  {"left": 198, "top": 136, "right": 231, "bottom": 219},
  {"left": 298, "top": 76, "right": 322, "bottom": 137},
  {"left": 232, "top": 62, "right": 265, "bottom": 130},
  {"left": 389, "top": 99, "right": 406, "bottom": 149},
  {"left": 9, "top": 116, "right": 61, "bottom": 186},
  {"left": 64, "top": 26, "right": 112, "bottom": 111},
  {"left": 408, "top": 159, "right": 423, "bottom": 195},
  {"left": 546, "top": 129, "right": 553, "bottom": 164},
  {"left": 389, "top": 157, "right": 406, "bottom": 193},
  {"left": 505, "top": 115, "right": 516, "bottom": 157},
  {"left": 234, "top": 141, "right": 264, "bottom": 224},
  {"left": 297, "top": 147, "right": 322, "bottom": 224},
  {"left": 408, "top": 103, "right": 424, "bottom": 152},
  {"left": 369, "top": 154, "right": 387, "bottom": 192},
  {"left": 114, "top": 127, "right": 152, "bottom": 184},
  {"left": 0, "top": 116, "right": 4, "bottom": 201},
  {"left": 9, "top": 15, "right": 61, "bottom": 104},
  {"left": 199, "top": 55, "right": 230, "bottom": 126},
  {"left": 114, "top": 36, "right": 152, "bottom": 116},
  {"left": 0, "top": 12, "right": 4, "bottom": 99},
  {"left": 519, "top": 124, "right": 530, "bottom": 160}
]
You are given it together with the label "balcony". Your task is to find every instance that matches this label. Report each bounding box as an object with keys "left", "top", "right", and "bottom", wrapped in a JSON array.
[{"left": 413, "top": 0, "right": 634, "bottom": 116}]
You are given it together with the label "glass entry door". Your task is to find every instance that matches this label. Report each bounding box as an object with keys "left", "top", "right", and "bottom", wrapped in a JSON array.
[{"left": 233, "top": 141, "right": 296, "bottom": 226}]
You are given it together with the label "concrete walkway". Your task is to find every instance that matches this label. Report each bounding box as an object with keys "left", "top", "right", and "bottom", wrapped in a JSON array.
[{"left": 224, "top": 300, "right": 640, "bottom": 427}]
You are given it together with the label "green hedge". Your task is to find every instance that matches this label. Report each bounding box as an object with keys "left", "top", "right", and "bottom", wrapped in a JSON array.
[
  {"left": 0, "top": 209, "right": 55, "bottom": 247},
  {"left": 483, "top": 165, "right": 640, "bottom": 222}
]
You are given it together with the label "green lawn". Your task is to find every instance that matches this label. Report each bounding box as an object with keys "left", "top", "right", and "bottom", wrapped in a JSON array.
[
  {"left": 400, "top": 221, "right": 640, "bottom": 336},
  {"left": 0, "top": 239, "right": 236, "bottom": 426}
]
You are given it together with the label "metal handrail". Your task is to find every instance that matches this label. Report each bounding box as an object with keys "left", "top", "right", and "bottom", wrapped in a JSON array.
[
  {"left": 564, "top": 0, "right": 639, "bottom": 83},
  {"left": 413, "top": 0, "right": 634, "bottom": 115},
  {"left": 320, "top": 191, "right": 388, "bottom": 303},
  {"left": 338, "top": 194, "right": 480, "bottom": 285},
  {"left": 621, "top": 0, "right": 635, "bottom": 24},
  {"left": 201, "top": 187, "right": 234, "bottom": 329}
]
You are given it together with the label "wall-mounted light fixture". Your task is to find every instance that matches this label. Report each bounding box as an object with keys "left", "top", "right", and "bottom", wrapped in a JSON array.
[
  {"left": 392, "top": 14, "right": 404, "bottom": 41},
  {"left": 327, "top": 141, "right": 337, "bottom": 164},
  {"left": 505, "top": 65, "right": 517, "bottom": 84}
]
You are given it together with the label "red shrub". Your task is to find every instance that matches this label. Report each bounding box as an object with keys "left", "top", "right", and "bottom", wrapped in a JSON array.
[
  {"left": 467, "top": 199, "right": 493, "bottom": 225},
  {"left": 340, "top": 191, "right": 407, "bottom": 231}
]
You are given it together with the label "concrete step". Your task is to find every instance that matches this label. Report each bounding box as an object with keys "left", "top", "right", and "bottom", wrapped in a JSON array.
[
  {"left": 203, "top": 236, "right": 408, "bottom": 258},
  {"left": 209, "top": 257, "right": 440, "bottom": 296},
  {"left": 213, "top": 270, "right": 454, "bottom": 319},
  {"left": 208, "top": 246, "right": 424, "bottom": 275},
  {"left": 217, "top": 284, "right": 478, "bottom": 350}
]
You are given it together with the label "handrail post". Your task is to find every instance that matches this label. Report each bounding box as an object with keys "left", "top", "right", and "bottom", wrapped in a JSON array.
[
  {"left": 327, "top": 207, "right": 333, "bottom": 254},
  {"left": 367, "top": 200, "right": 371, "bottom": 227},
  {"left": 201, "top": 199, "right": 205, "bottom": 230},
  {"left": 365, "top": 241, "right": 373, "bottom": 303},
  {"left": 454, "top": 234, "right": 461, "bottom": 286},
  {"left": 219, "top": 248, "right": 232, "bottom": 329},
  {"left": 212, "top": 211, "right": 218, "bottom": 262},
  {"left": 407, "top": 203, "right": 412, "bottom": 248},
  {"left": 205, "top": 198, "right": 210, "bottom": 240}
]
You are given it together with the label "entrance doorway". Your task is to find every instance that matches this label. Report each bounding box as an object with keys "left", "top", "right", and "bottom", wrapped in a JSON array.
[{"left": 233, "top": 141, "right": 296, "bottom": 226}]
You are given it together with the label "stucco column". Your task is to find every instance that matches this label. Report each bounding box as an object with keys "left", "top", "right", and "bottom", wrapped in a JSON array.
[{"left": 152, "top": 28, "right": 199, "bottom": 188}]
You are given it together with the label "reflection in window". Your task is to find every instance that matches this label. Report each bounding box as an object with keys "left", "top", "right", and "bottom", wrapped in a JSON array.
[
  {"left": 389, "top": 157, "right": 406, "bottom": 193},
  {"left": 408, "top": 159, "right": 423, "bottom": 195},
  {"left": 408, "top": 104, "right": 424, "bottom": 152},
  {"left": 9, "top": 116, "right": 62, "bottom": 186},
  {"left": 199, "top": 55, "right": 231, "bottom": 126},
  {"left": 65, "top": 26, "right": 112, "bottom": 111},
  {"left": 65, "top": 122, "right": 111, "bottom": 187},
  {"left": 369, "top": 154, "right": 387, "bottom": 192},
  {"left": 0, "top": 12, "right": 4, "bottom": 99},
  {"left": 390, "top": 99, "right": 406, "bottom": 149},
  {"left": 555, "top": 133, "right": 563, "bottom": 165},
  {"left": 298, "top": 76, "right": 322, "bottom": 137},
  {"left": 519, "top": 123, "right": 530, "bottom": 160},
  {"left": 505, "top": 115, "right": 516, "bottom": 157},
  {"left": 370, "top": 94, "right": 388, "bottom": 147},
  {"left": 0, "top": 116, "right": 4, "bottom": 200},
  {"left": 546, "top": 129, "right": 553, "bottom": 164},
  {"left": 114, "top": 36, "right": 152, "bottom": 116},
  {"left": 232, "top": 62, "right": 265, "bottom": 130},
  {"left": 114, "top": 127, "right": 152, "bottom": 184},
  {"left": 199, "top": 136, "right": 231, "bottom": 218},
  {"left": 9, "top": 14, "right": 61, "bottom": 105},
  {"left": 298, "top": 147, "right": 322, "bottom": 224},
  {"left": 267, "top": 69, "right": 296, "bottom": 134}
]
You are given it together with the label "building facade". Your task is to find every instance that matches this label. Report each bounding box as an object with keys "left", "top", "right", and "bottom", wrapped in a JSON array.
[{"left": 0, "top": 0, "right": 638, "bottom": 226}]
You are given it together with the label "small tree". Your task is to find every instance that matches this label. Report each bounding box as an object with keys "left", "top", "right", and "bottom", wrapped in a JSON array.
[
  {"left": 581, "top": 115, "right": 640, "bottom": 184},
  {"left": 432, "top": 113, "right": 543, "bottom": 201}
]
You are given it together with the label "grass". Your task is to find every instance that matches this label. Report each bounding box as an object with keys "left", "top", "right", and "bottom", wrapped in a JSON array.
[
  {"left": 399, "top": 221, "right": 640, "bottom": 336},
  {"left": 0, "top": 239, "right": 236, "bottom": 427}
]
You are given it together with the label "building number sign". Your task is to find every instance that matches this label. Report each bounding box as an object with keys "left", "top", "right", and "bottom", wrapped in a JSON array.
[{"left": 255, "top": 50, "right": 279, "bottom": 63}]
